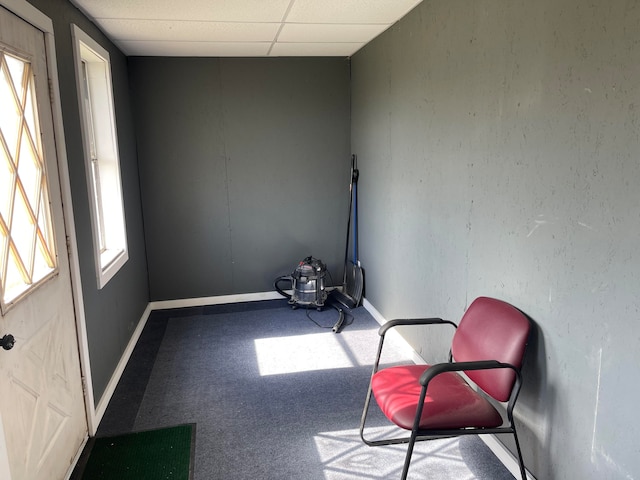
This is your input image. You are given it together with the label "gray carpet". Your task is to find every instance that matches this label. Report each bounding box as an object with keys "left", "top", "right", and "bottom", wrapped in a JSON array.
[{"left": 96, "top": 300, "right": 515, "bottom": 479}]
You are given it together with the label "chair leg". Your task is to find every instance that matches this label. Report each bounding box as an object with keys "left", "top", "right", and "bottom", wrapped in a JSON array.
[
  {"left": 359, "top": 382, "right": 374, "bottom": 444},
  {"left": 361, "top": 337, "right": 385, "bottom": 445},
  {"left": 400, "top": 432, "right": 418, "bottom": 480},
  {"left": 512, "top": 429, "right": 527, "bottom": 480}
]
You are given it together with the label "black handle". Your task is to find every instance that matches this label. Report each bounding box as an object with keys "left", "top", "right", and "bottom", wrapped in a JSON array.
[
  {"left": 1, "top": 334, "right": 15, "bottom": 351},
  {"left": 352, "top": 154, "right": 359, "bottom": 183}
]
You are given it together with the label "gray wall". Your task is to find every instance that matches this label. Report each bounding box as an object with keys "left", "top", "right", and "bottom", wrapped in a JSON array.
[
  {"left": 26, "top": 0, "right": 150, "bottom": 404},
  {"left": 128, "top": 57, "right": 351, "bottom": 301},
  {"left": 351, "top": 0, "right": 640, "bottom": 478}
]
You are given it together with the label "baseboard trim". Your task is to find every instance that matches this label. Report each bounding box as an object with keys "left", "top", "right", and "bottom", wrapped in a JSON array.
[
  {"left": 361, "top": 296, "right": 536, "bottom": 480},
  {"left": 149, "top": 290, "right": 286, "bottom": 311},
  {"left": 94, "top": 302, "right": 154, "bottom": 427},
  {"left": 479, "top": 435, "right": 536, "bottom": 480}
]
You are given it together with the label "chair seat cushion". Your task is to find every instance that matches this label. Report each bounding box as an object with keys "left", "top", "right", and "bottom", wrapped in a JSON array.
[{"left": 371, "top": 364, "right": 503, "bottom": 430}]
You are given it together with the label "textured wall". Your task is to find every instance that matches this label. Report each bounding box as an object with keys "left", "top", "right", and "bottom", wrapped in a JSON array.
[
  {"left": 351, "top": 0, "right": 640, "bottom": 478},
  {"left": 129, "top": 57, "right": 351, "bottom": 300},
  {"left": 26, "top": 0, "right": 150, "bottom": 404}
]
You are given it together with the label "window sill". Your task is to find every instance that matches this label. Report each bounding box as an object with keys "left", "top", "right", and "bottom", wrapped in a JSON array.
[{"left": 97, "top": 248, "right": 128, "bottom": 289}]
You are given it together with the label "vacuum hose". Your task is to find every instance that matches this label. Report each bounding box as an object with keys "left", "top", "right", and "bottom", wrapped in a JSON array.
[{"left": 274, "top": 275, "right": 293, "bottom": 299}]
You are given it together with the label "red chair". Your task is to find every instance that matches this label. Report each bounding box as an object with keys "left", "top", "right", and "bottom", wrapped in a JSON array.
[{"left": 359, "top": 297, "right": 531, "bottom": 479}]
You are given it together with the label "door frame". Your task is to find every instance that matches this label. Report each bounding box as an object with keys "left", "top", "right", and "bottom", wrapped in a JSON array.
[{"left": 1, "top": 0, "right": 97, "bottom": 439}]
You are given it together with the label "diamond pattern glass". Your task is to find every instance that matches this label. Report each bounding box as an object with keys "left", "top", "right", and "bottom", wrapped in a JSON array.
[{"left": 0, "top": 49, "right": 56, "bottom": 308}]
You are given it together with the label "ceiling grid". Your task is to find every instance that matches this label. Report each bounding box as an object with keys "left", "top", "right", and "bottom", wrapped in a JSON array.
[{"left": 70, "top": 0, "right": 423, "bottom": 57}]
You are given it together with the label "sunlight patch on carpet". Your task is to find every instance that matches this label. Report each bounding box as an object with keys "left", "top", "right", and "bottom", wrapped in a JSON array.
[
  {"left": 314, "top": 427, "right": 470, "bottom": 480},
  {"left": 254, "top": 332, "right": 354, "bottom": 375},
  {"left": 254, "top": 327, "right": 414, "bottom": 376}
]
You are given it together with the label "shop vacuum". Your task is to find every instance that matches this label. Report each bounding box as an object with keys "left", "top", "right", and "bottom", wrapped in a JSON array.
[
  {"left": 274, "top": 256, "right": 345, "bottom": 332},
  {"left": 274, "top": 256, "right": 328, "bottom": 311},
  {"left": 273, "top": 155, "right": 363, "bottom": 333}
]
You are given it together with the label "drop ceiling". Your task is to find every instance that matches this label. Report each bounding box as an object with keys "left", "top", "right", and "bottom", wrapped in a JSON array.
[{"left": 70, "top": 0, "right": 423, "bottom": 57}]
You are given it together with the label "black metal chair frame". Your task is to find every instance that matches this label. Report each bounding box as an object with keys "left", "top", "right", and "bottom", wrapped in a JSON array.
[{"left": 359, "top": 318, "right": 528, "bottom": 480}]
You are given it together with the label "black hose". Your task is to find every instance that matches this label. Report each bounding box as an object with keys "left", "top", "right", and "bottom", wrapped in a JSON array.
[{"left": 274, "top": 275, "right": 293, "bottom": 299}]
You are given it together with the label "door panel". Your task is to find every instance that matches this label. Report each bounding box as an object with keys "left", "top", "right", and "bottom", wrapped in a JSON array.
[{"left": 0, "top": 5, "right": 87, "bottom": 480}]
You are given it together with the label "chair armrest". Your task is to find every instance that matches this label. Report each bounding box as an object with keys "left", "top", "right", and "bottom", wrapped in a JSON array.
[
  {"left": 379, "top": 318, "right": 457, "bottom": 336},
  {"left": 419, "top": 360, "right": 517, "bottom": 386}
]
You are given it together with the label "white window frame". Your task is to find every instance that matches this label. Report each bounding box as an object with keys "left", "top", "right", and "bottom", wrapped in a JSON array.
[{"left": 71, "top": 25, "right": 128, "bottom": 289}]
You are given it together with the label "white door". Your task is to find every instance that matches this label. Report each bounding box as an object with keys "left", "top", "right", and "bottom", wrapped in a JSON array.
[{"left": 0, "top": 5, "right": 88, "bottom": 480}]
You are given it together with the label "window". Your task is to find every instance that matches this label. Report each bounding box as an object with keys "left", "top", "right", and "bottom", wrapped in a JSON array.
[
  {"left": 71, "top": 25, "right": 128, "bottom": 288},
  {"left": 0, "top": 48, "right": 57, "bottom": 311}
]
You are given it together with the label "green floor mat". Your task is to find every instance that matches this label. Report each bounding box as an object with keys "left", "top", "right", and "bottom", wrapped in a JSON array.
[{"left": 80, "top": 424, "right": 194, "bottom": 480}]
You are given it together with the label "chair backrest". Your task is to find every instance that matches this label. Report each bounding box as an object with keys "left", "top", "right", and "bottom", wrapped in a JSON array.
[{"left": 451, "top": 297, "right": 531, "bottom": 402}]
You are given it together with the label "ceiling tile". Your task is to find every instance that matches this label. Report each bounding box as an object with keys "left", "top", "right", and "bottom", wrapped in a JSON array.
[
  {"left": 285, "top": 0, "right": 423, "bottom": 24},
  {"left": 270, "top": 42, "right": 364, "bottom": 57},
  {"left": 119, "top": 40, "right": 272, "bottom": 57},
  {"left": 99, "top": 19, "right": 280, "bottom": 43},
  {"left": 72, "top": 0, "right": 292, "bottom": 22},
  {"left": 278, "top": 23, "right": 388, "bottom": 43}
]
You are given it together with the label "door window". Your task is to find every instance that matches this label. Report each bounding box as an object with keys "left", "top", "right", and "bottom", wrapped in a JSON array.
[{"left": 0, "top": 48, "right": 57, "bottom": 312}]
